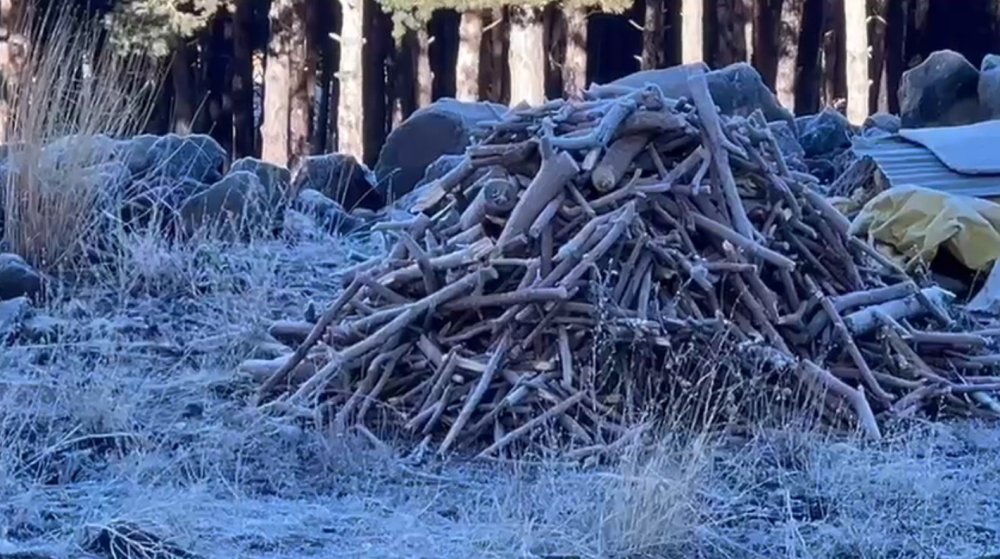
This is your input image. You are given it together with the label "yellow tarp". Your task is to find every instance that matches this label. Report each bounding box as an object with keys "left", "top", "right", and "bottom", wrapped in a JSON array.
[{"left": 849, "top": 185, "right": 1000, "bottom": 271}]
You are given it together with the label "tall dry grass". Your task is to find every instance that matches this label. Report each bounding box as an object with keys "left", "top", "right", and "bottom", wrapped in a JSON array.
[{"left": 2, "top": 5, "right": 160, "bottom": 271}]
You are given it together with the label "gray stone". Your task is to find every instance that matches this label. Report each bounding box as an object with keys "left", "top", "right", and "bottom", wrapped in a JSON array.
[
  {"left": 0, "top": 253, "right": 41, "bottom": 301},
  {"left": 178, "top": 171, "right": 270, "bottom": 241},
  {"left": 979, "top": 54, "right": 1000, "bottom": 120},
  {"left": 863, "top": 112, "right": 902, "bottom": 134},
  {"left": 609, "top": 62, "right": 795, "bottom": 127},
  {"left": 145, "top": 134, "right": 227, "bottom": 184},
  {"left": 767, "top": 121, "right": 804, "bottom": 158},
  {"left": 230, "top": 157, "right": 292, "bottom": 202},
  {"left": 799, "top": 108, "right": 853, "bottom": 157},
  {"left": 115, "top": 134, "right": 160, "bottom": 176},
  {"left": 291, "top": 154, "right": 379, "bottom": 210},
  {"left": 293, "top": 188, "right": 366, "bottom": 235},
  {"left": 39, "top": 134, "right": 119, "bottom": 171},
  {"left": 899, "top": 50, "right": 985, "bottom": 128},
  {"left": 374, "top": 98, "right": 505, "bottom": 203}
]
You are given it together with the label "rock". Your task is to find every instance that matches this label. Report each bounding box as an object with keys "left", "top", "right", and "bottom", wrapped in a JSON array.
[
  {"left": 144, "top": 134, "right": 227, "bottom": 184},
  {"left": 123, "top": 176, "right": 208, "bottom": 230},
  {"left": 768, "top": 121, "right": 804, "bottom": 158},
  {"left": 0, "top": 253, "right": 42, "bottom": 301},
  {"left": 0, "top": 296, "right": 31, "bottom": 340},
  {"left": 863, "top": 112, "right": 902, "bottom": 135},
  {"left": 374, "top": 98, "right": 505, "bottom": 203},
  {"left": 609, "top": 62, "right": 795, "bottom": 127},
  {"left": 116, "top": 134, "right": 160, "bottom": 176},
  {"left": 291, "top": 154, "right": 379, "bottom": 210},
  {"left": 39, "top": 134, "right": 119, "bottom": 171},
  {"left": 293, "top": 188, "right": 366, "bottom": 234},
  {"left": 799, "top": 108, "right": 853, "bottom": 157},
  {"left": 898, "top": 50, "right": 985, "bottom": 128},
  {"left": 979, "top": 54, "right": 1000, "bottom": 120},
  {"left": 178, "top": 171, "right": 270, "bottom": 241},
  {"left": 230, "top": 157, "right": 291, "bottom": 201}
]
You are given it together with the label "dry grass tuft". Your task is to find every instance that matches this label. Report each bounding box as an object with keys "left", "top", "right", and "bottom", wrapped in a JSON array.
[{"left": 2, "top": 5, "right": 159, "bottom": 271}]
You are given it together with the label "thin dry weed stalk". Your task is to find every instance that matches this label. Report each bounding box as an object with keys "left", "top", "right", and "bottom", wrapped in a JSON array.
[{"left": 2, "top": 5, "right": 160, "bottom": 271}]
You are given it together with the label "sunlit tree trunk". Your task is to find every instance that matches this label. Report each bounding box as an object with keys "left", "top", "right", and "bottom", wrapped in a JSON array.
[
  {"left": 844, "top": 0, "right": 869, "bottom": 123},
  {"left": 681, "top": 0, "right": 704, "bottom": 63},
  {"left": 337, "top": 0, "right": 365, "bottom": 160},
  {"left": 562, "top": 6, "right": 588, "bottom": 98},
  {"left": 456, "top": 9, "right": 482, "bottom": 101},
  {"left": 776, "top": 0, "right": 803, "bottom": 111},
  {"left": 508, "top": 5, "right": 545, "bottom": 106},
  {"left": 416, "top": 25, "right": 432, "bottom": 107}
]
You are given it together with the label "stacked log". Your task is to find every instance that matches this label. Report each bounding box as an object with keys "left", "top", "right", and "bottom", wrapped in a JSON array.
[{"left": 248, "top": 74, "right": 1000, "bottom": 458}]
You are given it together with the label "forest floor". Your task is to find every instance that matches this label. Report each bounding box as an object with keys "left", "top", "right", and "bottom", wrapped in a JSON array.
[{"left": 2, "top": 229, "right": 1000, "bottom": 559}]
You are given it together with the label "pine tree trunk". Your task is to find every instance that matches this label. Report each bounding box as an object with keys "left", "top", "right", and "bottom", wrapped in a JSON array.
[
  {"left": 456, "top": 9, "right": 483, "bottom": 101},
  {"left": 232, "top": 0, "right": 255, "bottom": 157},
  {"left": 776, "top": 0, "right": 803, "bottom": 111},
  {"left": 508, "top": 5, "right": 545, "bottom": 106},
  {"left": 883, "top": 0, "right": 904, "bottom": 114},
  {"left": 753, "top": 0, "right": 780, "bottom": 88},
  {"left": 714, "top": 0, "right": 749, "bottom": 66},
  {"left": 206, "top": 9, "right": 234, "bottom": 155},
  {"left": 643, "top": 0, "right": 664, "bottom": 69},
  {"left": 312, "top": 0, "right": 334, "bottom": 153},
  {"left": 869, "top": 0, "right": 889, "bottom": 113},
  {"left": 416, "top": 25, "right": 433, "bottom": 107},
  {"left": 844, "top": 0, "right": 868, "bottom": 123},
  {"left": 681, "top": 0, "right": 704, "bottom": 63},
  {"left": 487, "top": 8, "right": 509, "bottom": 103},
  {"left": 562, "top": 6, "right": 588, "bottom": 99},
  {"left": 171, "top": 40, "right": 197, "bottom": 134},
  {"left": 262, "top": 0, "right": 293, "bottom": 165},
  {"left": 337, "top": 0, "right": 365, "bottom": 160},
  {"left": 288, "top": 0, "right": 313, "bottom": 165},
  {"left": 795, "top": 0, "right": 827, "bottom": 113},
  {"left": 823, "top": 0, "right": 847, "bottom": 109}
]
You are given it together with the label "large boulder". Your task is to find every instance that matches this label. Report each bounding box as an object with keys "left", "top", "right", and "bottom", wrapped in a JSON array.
[
  {"left": 979, "top": 54, "right": 1000, "bottom": 120},
  {"left": 0, "top": 253, "right": 42, "bottom": 301},
  {"left": 123, "top": 175, "right": 207, "bottom": 232},
  {"left": 292, "top": 154, "right": 379, "bottom": 210},
  {"left": 116, "top": 134, "right": 161, "bottom": 176},
  {"left": 39, "top": 134, "right": 119, "bottom": 171},
  {"left": 231, "top": 157, "right": 291, "bottom": 200},
  {"left": 608, "top": 62, "right": 794, "bottom": 127},
  {"left": 178, "top": 171, "right": 271, "bottom": 241},
  {"left": 374, "top": 98, "right": 505, "bottom": 204},
  {"left": 144, "top": 134, "right": 228, "bottom": 184},
  {"left": 799, "top": 108, "right": 853, "bottom": 158},
  {"left": 898, "top": 50, "right": 985, "bottom": 128},
  {"left": 292, "top": 189, "right": 365, "bottom": 235}
]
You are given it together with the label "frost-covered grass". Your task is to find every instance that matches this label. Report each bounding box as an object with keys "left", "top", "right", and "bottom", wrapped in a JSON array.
[{"left": 1, "top": 227, "right": 1000, "bottom": 559}]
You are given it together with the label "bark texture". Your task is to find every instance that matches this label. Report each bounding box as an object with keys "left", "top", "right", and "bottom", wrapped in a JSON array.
[
  {"left": 456, "top": 9, "right": 482, "bottom": 101},
  {"left": 508, "top": 5, "right": 545, "bottom": 106},
  {"left": 337, "top": 0, "right": 365, "bottom": 161}
]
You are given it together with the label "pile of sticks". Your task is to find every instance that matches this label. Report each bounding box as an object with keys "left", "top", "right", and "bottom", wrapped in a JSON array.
[{"left": 249, "top": 73, "right": 1000, "bottom": 457}]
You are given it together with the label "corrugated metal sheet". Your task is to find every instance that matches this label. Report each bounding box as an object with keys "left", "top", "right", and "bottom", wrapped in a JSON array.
[{"left": 852, "top": 133, "right": 1000, "bottom": 198}]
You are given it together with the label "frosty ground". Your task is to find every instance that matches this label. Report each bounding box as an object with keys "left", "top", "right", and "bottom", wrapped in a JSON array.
[{"left": 1, "top": 229, "right": 999, "bottom": 559}]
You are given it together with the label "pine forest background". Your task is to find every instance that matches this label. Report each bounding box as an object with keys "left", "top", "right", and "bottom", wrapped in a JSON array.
[{"left": 2, "top": 0, "right": 998, "bottom": 170}]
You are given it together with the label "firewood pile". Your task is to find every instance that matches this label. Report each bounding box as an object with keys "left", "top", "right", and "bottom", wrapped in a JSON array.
[{"left": 250, "top": 73, "right": 1000, "bottom": 458}]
